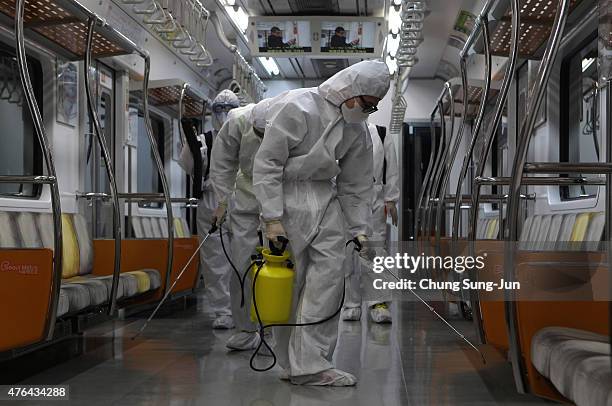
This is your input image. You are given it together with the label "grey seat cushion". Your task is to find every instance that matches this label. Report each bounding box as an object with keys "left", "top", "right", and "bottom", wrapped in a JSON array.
[
  {"left": 532, "top": 327, "right": 611, "bottom": 406},
  {"left": 15, "top": 212, "right": 42, "bottom": 248},
  {"left": 532, "top": 327, "right": 609, "bottom": 377},
  {"left": 548, "top": 339, "right": 610, "bottom": 400},
  {"left": 141, "top": 269, "right": 162, "bottom": 290},
  {"left": 56, "top": 288, "right": 70, "bottom": 317},
  {"left": 88, "top": 275, "right": 125, "bottom": 300},
  {"left": 66, "top": 278, "right": 108, "bottom": 306},
  {"left": 59, "top": 283, "right": 91, "bottom": 313},
  {"left": 120, "top": 273, "right": 140, "bottom": 297},
  {"left": 571, "top": 355, "right": 612, "bottom": 406},
  {"left": 71, "top": 214, "right": 93, "bottom": 275},
  {"left": 0, "top": 211, "right": 17, "bottom": 248}
]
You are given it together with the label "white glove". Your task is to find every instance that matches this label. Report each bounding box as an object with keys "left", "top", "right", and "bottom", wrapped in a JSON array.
[
  {"left": 385, "top": 201, "right": 398, "bottom": 226},
  {"left": 265, "top": 219, "right": 287, "bottom": 243},
  {"left": 356, "top": 235, "right": 376, "bottom": 262},
  {"left": 212, "top": 201, "right": 227, "bottom": 227}
]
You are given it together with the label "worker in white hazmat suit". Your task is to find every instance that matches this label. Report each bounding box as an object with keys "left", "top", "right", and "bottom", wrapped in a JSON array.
[
  {"left": 197, "top": 89, "right": 240, "bottom": 329},
  {"left": 252, "top": 60, "right": 390, "bottom": 386},
  {"left": 209, "top": 96, "right": 286, "bottom": 351},
  {"left": 341, "top": 122, "right": 400, "bottom": 323}
]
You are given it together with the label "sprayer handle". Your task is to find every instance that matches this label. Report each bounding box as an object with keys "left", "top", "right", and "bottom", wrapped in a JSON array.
[{"left": 269, "top": 236, "right": 289, "bottom": 255}]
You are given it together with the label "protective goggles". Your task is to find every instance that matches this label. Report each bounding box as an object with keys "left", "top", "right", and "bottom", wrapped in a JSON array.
[
  {"left": 359, "top": 96, "right": 378, "bottom": 114},
  {"left": 212, "top": 103, "right": 239, "bottom": 113}
]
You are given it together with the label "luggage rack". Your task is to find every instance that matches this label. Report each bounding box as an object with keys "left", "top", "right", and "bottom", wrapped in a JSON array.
[
  {"left": 442, "top": 78, "right": 501, "bottom": 118},
  {"left": 0, "top": 0, "right": 140, "bottom": 59},
  {"left": 472, "top": 0, "right": 583, "bottom": 59},
  {"left": 140, "top": 79, "right": 209, "bottom": 119}
]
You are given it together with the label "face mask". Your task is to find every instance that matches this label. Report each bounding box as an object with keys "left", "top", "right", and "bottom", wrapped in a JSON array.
[
  {"left": 341, "top": 102, "right": 369, "bottom": 123},
  {"left": 213, "top": 112, "right": 229, "bottom": 131}
]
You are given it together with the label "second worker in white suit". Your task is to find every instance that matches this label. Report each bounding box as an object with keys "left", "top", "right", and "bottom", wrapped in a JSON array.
[
  {"left": 341, "top": 122, "right": 399, "bottom": 323},
  {"left": 197, "top": 89, "right": 240, "bottom": 329},
  {"left": 209, "top": 97, "right": 285, "bottom": 351}
]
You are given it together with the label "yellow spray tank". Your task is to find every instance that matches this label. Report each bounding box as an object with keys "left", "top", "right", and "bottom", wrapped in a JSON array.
[{"left": 250, "top": 237, "right": 294, "bottom": 326}]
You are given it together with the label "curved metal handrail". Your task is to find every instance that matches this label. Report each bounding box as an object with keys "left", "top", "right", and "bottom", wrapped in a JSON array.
[
  {"left": 503, "top": 0, "right": 570, "bottom": 393},
  {"left": 14, "top": 0, "right": 63, "bottom": 340},
  {"left": 84, "top": 18, "right": 122, "bottom": 315},
  {"left": 177, "top": 82, "right": 189, "bottom": 147},
  {"left": 433, "top": 72, "right": 467, "bottom": 247},
  {"left": 450, "top": 15, "right": 492, "bottom": 241},
  {"left": 424, "top": 84, "right": 454, "bottom": 239},
  {"left": 142, "top": 54, "right": 175, "bottom": 296},
  {"left": 418, "top": 95, "right": 447, "bottom": 238},
  {"left": 414, "top": 113, "right": 439, "bottom": 238},
  {"left": 467, "top": 0, "right": 520, "bottom": 244}
]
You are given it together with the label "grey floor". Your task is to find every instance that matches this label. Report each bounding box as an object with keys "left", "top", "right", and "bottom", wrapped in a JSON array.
[{"left": 13, "top": 296, "right": 551, "bottom": 406}]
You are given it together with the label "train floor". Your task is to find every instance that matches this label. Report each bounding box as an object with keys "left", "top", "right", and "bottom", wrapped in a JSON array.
[{"left": 10, "top": 295, "right": 550, "bottom": 405}]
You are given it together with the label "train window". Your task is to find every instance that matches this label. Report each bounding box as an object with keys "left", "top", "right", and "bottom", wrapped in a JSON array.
[
  {"left": 130, "top": 105, "right": 165, "bottom": 209},
  {"left": 0, "top": 49, "right": 43, "bottom": 198},
  {"left": 560, "top": 33, "right": 599, "bottom": 200}
]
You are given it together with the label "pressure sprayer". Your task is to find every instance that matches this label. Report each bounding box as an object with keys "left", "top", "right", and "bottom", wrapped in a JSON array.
[{"left": 217, "top": 227, "right": 347, "bottom": 372}]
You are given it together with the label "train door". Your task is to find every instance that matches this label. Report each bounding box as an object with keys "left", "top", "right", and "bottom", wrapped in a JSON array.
[{"left": 84, "top": 62, "right": 115, "bottom": 238}]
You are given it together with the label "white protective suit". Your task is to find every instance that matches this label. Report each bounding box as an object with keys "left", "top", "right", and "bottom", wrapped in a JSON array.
[
  {"left": 210, "top": 104, "right": 258, "bottom": 337},
  {"left": 210, "top": 95, "right": 291, "bottom": 349},
  {"left": 342, "top": 122, "right": 400, "bottom": 320},
  {"left": 252, "top": 60, "right": 390, "bottom": 381},
  {"left": 197, "top": 89, "right": 240, "bottom": 328}
]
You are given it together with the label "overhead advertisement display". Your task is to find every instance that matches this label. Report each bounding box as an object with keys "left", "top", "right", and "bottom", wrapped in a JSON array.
[
  {"left": 320, "top": 21, "right": 377, "bottom": 54},
  {"left": 255, "top": 21, "right": 312, "bottom": 53}
]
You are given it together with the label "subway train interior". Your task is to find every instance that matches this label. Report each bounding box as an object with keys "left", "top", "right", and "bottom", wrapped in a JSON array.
[{"left": 0, "top": 0, "right": 610, "bottom": 404}]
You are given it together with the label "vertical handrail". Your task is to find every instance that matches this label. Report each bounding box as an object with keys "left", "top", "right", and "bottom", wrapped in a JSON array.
[
  {"left": 433, "top": 49, "right": 470, "bottom": 247},
  {"left": 420, "top": 95, "right": 447, "bottom": 238},
  {"left": 414, "top": 113, "right": 439, "bottom": 238},
  {"left": 503, "top": 0, "right": 570, "bottom": 393},
  {"left": 142, "top": 55, "right": 175, "bottom": 295},
  {"left": 84, "top": 18, "right": 122, "bottom": 315},
  {"left": 606, "top": 83, "right": 612, "bottom": 362},
  {"left": 14, "top": 0, "right": 63, "bottom": 339},
  {"left": 451, "top": 16, "right": 492, "bottom": 241},
  {"left": 178, "top": 82, "right": 189, "bottom": 147},
  {"left": 425, "top": 84, "right": 454, "bottom": 239},
  {"left": 467, "top": 1, "right": 519, "bottom": 344},
  {"left": 468, "top": 0, "right": 520, "bottom": 244}
]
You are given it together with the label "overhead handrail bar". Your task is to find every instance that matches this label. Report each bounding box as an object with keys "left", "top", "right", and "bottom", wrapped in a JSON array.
[
  {"left": 437, "top": 193, "right": 536, "bottom": 203},
  {"left": 476, "top": 176, "right": 605, "bottom": 186},
  {"left": 503, "top": 0, "right": 571, "bottom": 393},
  {"left": 84, "top": 18, "right": 121, "bottom": 315},
  {"left": 14, "top": 0, "right": 63, "bottom": 341},
  {"left": 77, "top": 192, "right": 198, "bottom": 205},
  {"left": 523, "top": 162, "right": 612, "bottom": 173},
  {"left": 0, "top": 175, "right": 55, "bottom": 183}
]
